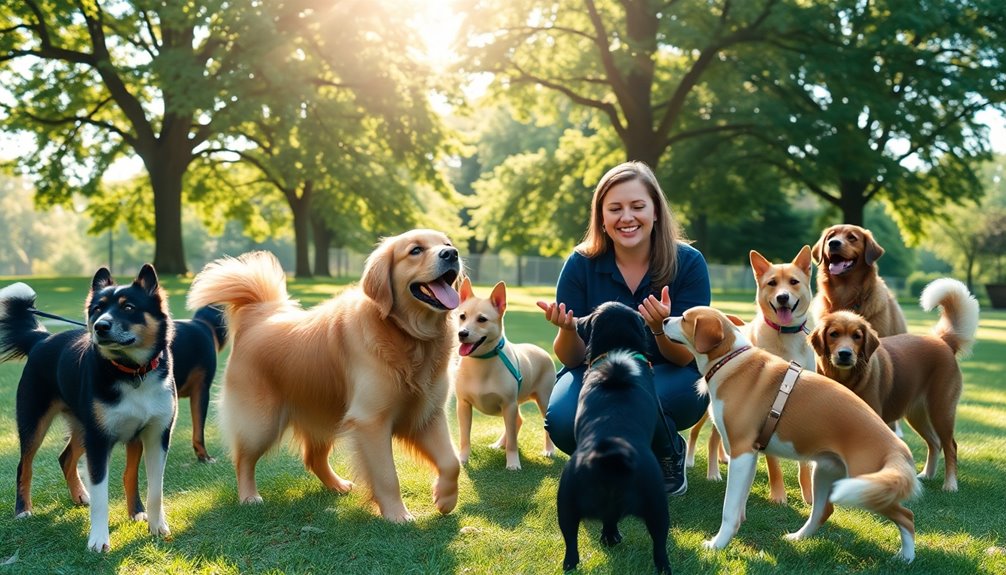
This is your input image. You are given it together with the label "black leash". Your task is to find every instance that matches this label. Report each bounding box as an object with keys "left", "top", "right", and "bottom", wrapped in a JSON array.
[{"left": 29, "top": 308, "right": 87, "bottom": 327}]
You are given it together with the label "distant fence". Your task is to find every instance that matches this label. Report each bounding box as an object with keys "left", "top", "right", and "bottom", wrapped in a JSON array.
[{"left": 329, "top": 249, "right": 905, "bottom": 293}]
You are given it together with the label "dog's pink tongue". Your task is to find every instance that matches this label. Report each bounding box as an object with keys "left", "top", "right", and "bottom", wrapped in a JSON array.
[
  {"left": 829, "top": 260, "right": 853, "bottom": 275},
  {"left": 776, "top": 307, "right": 794, "bottom": 325},
  {"left": 428, "top": 279, "right": 460, "bottom": 309},
  {"left": 459, "top": 342, "right": 477, "bottom": 356}
]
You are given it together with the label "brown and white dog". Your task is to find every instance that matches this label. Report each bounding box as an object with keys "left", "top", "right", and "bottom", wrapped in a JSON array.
[
  {"left": 811, "top": 278, "right": 979, "bottom": 493},
  {"left": 810, "top": 224, "right": 907, "bottom": 337},
  {"left": 688, "top": 247, "right": 816, "bottom": 504},
  {"left": 454, "top": 278, "right": 556, "bottom": 470},
  {"left": 663, "top": 307, "right": 921, "bottom": 562}
]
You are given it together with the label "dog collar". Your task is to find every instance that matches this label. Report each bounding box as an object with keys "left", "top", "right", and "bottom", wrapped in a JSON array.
[
  {"left": 473, "top": 336, "right": 523, "bottom": 389},
  {"left": 754, "top": 361, "right": 804, "bottom": 451},
  {"left": 111, "top": 355, "right": 161, "bottom": 379},
  {"left": 764, "top": 318, "right": 810, "bottom": 334},
  {"left": 703, "top": 345, "right": 752, "bottom": 381}
]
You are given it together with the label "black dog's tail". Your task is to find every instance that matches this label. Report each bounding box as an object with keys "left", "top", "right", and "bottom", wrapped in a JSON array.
[
  {"left": 585, "top": 436, "right": 639, "bottom": 476},
  {"left": 0, "top": 283, "right": 49, "bottom": 362},
  {"left": 193, "top": 305, "right": 228, "bottom": 351},
  {"left": 586, "top": 350, "right": 648, "bottom": 390}
]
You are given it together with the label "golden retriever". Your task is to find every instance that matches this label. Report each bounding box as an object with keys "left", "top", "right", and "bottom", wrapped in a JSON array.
[
  {"left": 810, "top": 278, "right": 980, "bottom": 493},
  {"left": 187, "top": 229, "right": 462, "bottom": 522},
  {"left": 810, "top": 224, "right": 907, "bottom": 337}
]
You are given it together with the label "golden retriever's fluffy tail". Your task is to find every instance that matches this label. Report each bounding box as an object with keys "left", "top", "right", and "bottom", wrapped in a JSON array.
[
  {"left": 187, "top": 251, "right": 289, "bottom": 311},
  {"left": 920, "top": 277, "right": 980, "bottom": 357},
  {"left": 829, "top": 450, "right": 921, "bottom": 511}
]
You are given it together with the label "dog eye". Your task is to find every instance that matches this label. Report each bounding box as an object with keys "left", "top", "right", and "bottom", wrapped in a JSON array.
[
  {"left": 789, "top": 279, "right": 799, "bottom": 285},
  {"left": 829, "top": 331, "right": 839, "bottom": 338},
  {"left": 409, "top": 246, "right": 423, "bottom": 256},
  {"left": 458, "top": 313, "right": 466, "bottom": 321},
  {"left": 122, "top": 303, "right": 135, "bottom": 312},
  {"left": 848, "top": 236, "right": 857, "bottom": 242},
  {"left": 477, "top": 316, "right": 487, "bottom": 323},
  {"left": 853, "top": 333, "right": 862, "bottom": 340},
  {"left": 767, "top": 280, "right": 777, "bottom": 286}
]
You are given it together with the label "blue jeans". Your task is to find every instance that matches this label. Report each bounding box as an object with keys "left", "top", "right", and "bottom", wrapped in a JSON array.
[{"left": 544, "top": 362, "right": 708, "bottom": 457}]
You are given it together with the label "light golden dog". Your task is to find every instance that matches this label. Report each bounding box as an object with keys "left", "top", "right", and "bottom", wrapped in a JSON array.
[
  {"left": 187, "top": 229, "right": 462, "bottom": 522},
  {"left": 454, "top": 278, "right": 556, "bottom": 470},
  {"left": 663, "top": 307, "right": 921, "bottom": 562},
  {"left": 811, "top": 278, "right": 979, "bottom": 493},
  {"left": 688, "top": 247, "right": 817, "bottom": 504},
  {"left": 810, "top": 224, "right": 907, "bottom": 337}
]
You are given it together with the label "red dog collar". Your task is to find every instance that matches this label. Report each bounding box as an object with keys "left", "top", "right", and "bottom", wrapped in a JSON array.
[
  {"left": 703, "top": 346, "right": 752, "bottom": 381},
  {"left": 111, "top": 355, "right": 161, "bottom": 377}
]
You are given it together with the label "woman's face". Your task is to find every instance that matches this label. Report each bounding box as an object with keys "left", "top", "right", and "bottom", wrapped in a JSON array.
[{"left": 601, "top": 178, "right": 656, "bottom": 253}]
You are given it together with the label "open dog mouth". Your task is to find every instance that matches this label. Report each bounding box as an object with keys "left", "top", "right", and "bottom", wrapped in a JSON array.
[
  {"left": 827, "top": 254, "right": 856, "bottom": 276},
  {"left": 770, "top": 302, "right": 797, "bottom": 325},
  {"left": 458, "top": 336, "right": 487, "bottom": 357},
  {"left": 410, "top": 269, "right": 460, "bottom": 310}
]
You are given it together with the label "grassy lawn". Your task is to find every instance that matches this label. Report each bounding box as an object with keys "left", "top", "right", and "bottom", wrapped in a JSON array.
[{"left": 0, "top": 275, "right": 1004, "bottom": 574}]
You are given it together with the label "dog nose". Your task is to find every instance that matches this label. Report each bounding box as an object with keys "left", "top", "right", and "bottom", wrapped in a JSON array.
[
  {"left": 439, "top": 248, "right": 458, "bottom": 262},
  {"left": 458, "top": 329, "right": 468, "bottom": 339},
  {"left": 837, "top": 349, "right": 853, "bottom": 362},
  {"left": 828, "top": 239, "right": 841, "bottom": 250},
  {"left": 776, "top": 293, "right": 790, "bottom": 304},
  {"left": 94, "top": 320, "right": 111, "bottom": 334}
]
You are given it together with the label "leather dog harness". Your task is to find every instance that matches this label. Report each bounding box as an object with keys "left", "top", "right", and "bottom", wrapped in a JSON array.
[
  {"left": 473, "top": 336, "right": 523, "bottom": 389},
  {"left": 754, "top": 361, "right": 804, "bottom": 451}
]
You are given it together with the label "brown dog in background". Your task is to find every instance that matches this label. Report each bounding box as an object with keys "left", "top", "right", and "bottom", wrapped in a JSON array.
[
  {"left": 811, "top": 278, "right": 979, "bottom": 492},
  {"left": 187, "top": 230, "right": 462, "bottom": 522},
  {"left": 810, "top": 224, "right": 907, "bottom": 337}
]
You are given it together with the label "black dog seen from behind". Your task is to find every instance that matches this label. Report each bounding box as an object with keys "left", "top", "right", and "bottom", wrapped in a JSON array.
[{"left": 556, "top": 301, "right": 672, "bottom": 574}]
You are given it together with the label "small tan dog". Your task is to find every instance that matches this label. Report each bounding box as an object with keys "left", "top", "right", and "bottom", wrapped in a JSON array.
[
  {"left": 688, "top": 246, "right": 816, "bottom": 504},
  {"left": 811, "top": 278, "right": 979, "bottom": 492},
  {"left": 454, "top": 278, "right": 556, "bottom": 470},
  {"left": 663, "top": 306, "right": 921, "bottom": 562}
]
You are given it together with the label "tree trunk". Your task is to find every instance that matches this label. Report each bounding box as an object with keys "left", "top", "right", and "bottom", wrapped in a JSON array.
[
  {"left": 312, "top": 215, "right": 332, "bottom": 277},
  {"left": 838, "top": 180, "right": 867, "bottom": 227},
  {"left": 149, "top": 164, "right": 188, "bottom": 275},
  {"left": 289, "top": 183, "right": 313, "bottom": 278},
  {"left": 691, "top": 212, "right": 709, "bottom": 257}
]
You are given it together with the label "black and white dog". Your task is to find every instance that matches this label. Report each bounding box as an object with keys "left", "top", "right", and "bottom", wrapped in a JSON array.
[
  {"left": 556, "top": 302, "right": 672, "bottom": 574},
  {"left": 0, "top": 265, "right": 176, "bottom": 552}
]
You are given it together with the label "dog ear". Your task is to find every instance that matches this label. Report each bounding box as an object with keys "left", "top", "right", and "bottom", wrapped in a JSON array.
[
  {"left": 808, "top": 323, "right": 827, "bottom": 359},
  {"left": 810, "top": 228, "right": 830, "bottom": 265},
  {"left": 134, "top": 263, "right": 160, "bottom": 296},
  {"left": 459, "top": 277, "right": 474, "bottom": 303},
  {"left": 749, "top": 250, "right": 772, "bottom": 281},
  {"left": 489, "top": 281, "right": 507, "bottom": 315},
  {"left": 793, "top": 245, "right": 813, "bottom": 277},
  {"left": 91, "top": 267, "right": 114, "bottom": 293},
  {"left": 725, "top": 314, "right": 746, "bottom": 327},
  {"left": 861, "top": 321, "right": 881, "bottom": 361},
  {"left": 862, "top": 229, "right": 885, "bottom": 266},
  {"left": 362, "top": 238, "right": 394, "bottom": 319},
  {"left": 693, "top": 316, "right": 724, "bottom": 354}
]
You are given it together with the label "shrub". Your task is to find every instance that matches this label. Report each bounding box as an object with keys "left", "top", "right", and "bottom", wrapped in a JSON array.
[{"left": 905, "top": 271, "right": 946, "bottom": 298}]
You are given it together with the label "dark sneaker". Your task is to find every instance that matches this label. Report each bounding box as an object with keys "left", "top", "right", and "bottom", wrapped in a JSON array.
[{"left": 660, "top": 433, "right": 688, "bottom": 496}]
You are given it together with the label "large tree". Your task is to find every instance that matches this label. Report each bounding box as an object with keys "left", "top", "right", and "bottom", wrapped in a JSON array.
[
  {"left": 732, "top": 0, "right": 1006, "bottom": 229},
  {"left": 0, "top": 1, "right": 287, "bottom": 273},
  {"left": 457, "top": 0, "right": 799, "bottom": 169}
]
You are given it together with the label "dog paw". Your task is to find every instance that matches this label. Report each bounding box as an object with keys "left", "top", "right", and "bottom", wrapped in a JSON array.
[
  {"left": 433, "top": 480, "right": 459, "bottom": 515},
  {"left": 706, "top": 471, "right": 723, "bottom": 481},
  {"left": 149, "top": 519, "right": 171, "bottom": 538},
  {"left": 383, "top": 508, "right": 416, "bottom": 523},
  {"left": 240, "top": 495, "right": 264, "bottom": 504},
  {"left": 784, "top": 531, "right": 807, "bottom": 541},
  {"left": 132, "top": 512, "right": 147, "bottom": 522},
  {"left": 542, "top": 447, "right": 555, "bottom": 458},
  {"left": 15, "top": 510, "right": 32, "bottom": 519},
  {"left": 701, "top": 539, "right": 719, "bottom": 550},
  {"left": 505, "top": 455, "right": 521, "bottom": 471},
  {"left": 599, "top": 531, "right": 622, "bottom": 547},
  {"left": 770, "top": 494, "right": 788, "bottom": 506},
  {"left": 87, "top": 532, "right": 111, "bottom": 553},
  {"left": 197, "top": 455, "right": 216, "bottom": 464}
]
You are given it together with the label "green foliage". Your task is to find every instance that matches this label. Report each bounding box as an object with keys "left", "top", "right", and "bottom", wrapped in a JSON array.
[{"left": 905, "top": 271, "right": 947, "bottom": 298}]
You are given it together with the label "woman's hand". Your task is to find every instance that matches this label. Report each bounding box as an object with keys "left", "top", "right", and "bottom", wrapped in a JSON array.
[
  {"left": 536, "top": 301, "right": 577, "bottom": 331},
  {"left": 638, "top": 286, "right": 671, "bottom": 336}
]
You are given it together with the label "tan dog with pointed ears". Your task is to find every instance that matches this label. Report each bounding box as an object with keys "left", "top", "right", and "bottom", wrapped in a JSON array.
[
  {"left": 663, "top": 306, "right": 921, "bottom": 562},
  {"left": 454, "top": 278, "right": 556, "bottom": 470},
  {"left": 688, "top": 247, "right": 816, "bottom": 504}
]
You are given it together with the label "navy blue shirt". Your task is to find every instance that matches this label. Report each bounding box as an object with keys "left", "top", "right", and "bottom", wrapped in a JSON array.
[{"left": 556, "top": 242, "right": 711, "bottom": 366}]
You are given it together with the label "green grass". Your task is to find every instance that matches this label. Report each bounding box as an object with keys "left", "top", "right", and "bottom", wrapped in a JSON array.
[{"left": 0, "top": 275, "right": 1004, "bottom": 574}]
